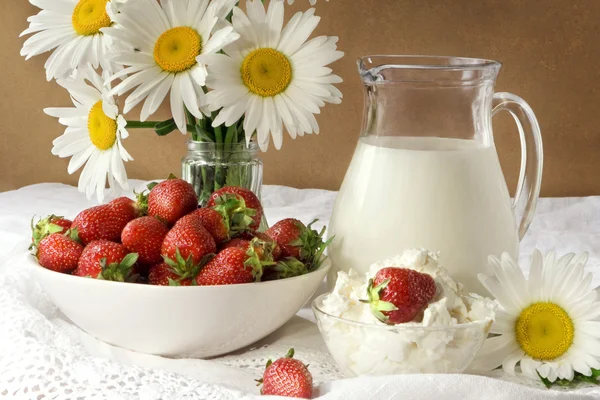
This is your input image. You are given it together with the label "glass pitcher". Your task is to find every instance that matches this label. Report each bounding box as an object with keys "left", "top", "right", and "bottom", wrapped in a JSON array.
[{"left": 327, "top": 55, "right": 543, "bottom": 295}]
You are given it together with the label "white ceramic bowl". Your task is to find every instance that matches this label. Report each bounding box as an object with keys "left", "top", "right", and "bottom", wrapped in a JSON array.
[
  {"left": 312, "top": 293, "right": 492, "bottom": 376},
  {"left": 29, "top": 255, "right": 330, "bottom": 358}
]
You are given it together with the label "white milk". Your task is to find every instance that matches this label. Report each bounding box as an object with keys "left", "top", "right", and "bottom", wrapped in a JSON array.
[{"left": 327, "top": 136, "right": 518, "bottom": 295}]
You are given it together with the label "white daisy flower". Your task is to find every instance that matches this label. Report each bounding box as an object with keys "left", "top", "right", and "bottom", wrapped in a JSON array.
[
  {"left": 204, "top": 0, "right": 344, "bottom": 151},
  {"left": 20, "top": 0, "right": 123, "bottom": 81},
  {"left": 474, "top": 250, "right": 600, "bottom": 383},
  {"left": 103, "top": 0, "right": 241, "bottom": 134},
  {"left": 45, "top": 65, "right": 132, "bottom": 203}
]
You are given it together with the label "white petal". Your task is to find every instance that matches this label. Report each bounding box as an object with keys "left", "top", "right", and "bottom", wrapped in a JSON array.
[
  {"left": 223, "top": 97, "right": 249, "bottom": 126},
  {"left": 122, "top": 68, "right": 166, "bottom": 113},
  {"left": 556, "top": 362, "right": 574, "bottom": 381},
  {"left": 30, "top": 0, "right": 74, "bottom": 14},
  {"left": 202, "top": 26, "right": 240, "bottom": 55},
  {"left": 490, "top": 309, "right": 516, "bottom": 334},
  {"left": 44, "top": 107, "right": 84, "bottom": 119},
  {"left": 471, "top": 335, "right": 517, "bottom": 371},
  {"left": 197, "top": 7, "right": 218, "bottom": 43},
  {"left": 66, "top": 146, "right": 95, "bottom": 173},
  {"left": 231, "top": 7, "right": 259, "bottom": 48},
  {"left": 117, "top": 116, "right": 129, "bottom": 139},
  {"left": 180, "top": 72, "right": 202, "bottom": 119},
  {"left": 278, "top": 9, "right": 319, "bottom": 55},
  {"left": 188, "top": 0, "right": 210, "bottom": 27},
  {"left": 56, "top": 137, "right": 91, "bottom": 158},
  {"left": 266, "top": 0, "right": 284, "bottom": 48},
  {"left": 112, "top": 67, "right": 159, "bottom": 98},
  {"left": 243, "top": 96, "right": 262, "bottom": 139},
  {"left": 502, "top": 348, "right": 525, "bottom": 376},
  {"left": 162, "top": 0, "right": 186, "bottom": 27},
  {"left": 520, "top": 357, "right": 542, "bottom": 380},
  {"left": 170, "top": 74, "right": 186, "bottom": 134},
  {"left": 78, "top": 150, "right": 99, "bottom": 200},
  {"left": 537, "top": 362, "right": 552, "bottom": 379},
  {"left": 141, "top": 73, "right": 174, "bottom": 121},
  {"left": 110, "top": 147, "right": 128, "bottom": 187},
  {"left": 280, "top": 93, "right": 312, "bottom": 133}
]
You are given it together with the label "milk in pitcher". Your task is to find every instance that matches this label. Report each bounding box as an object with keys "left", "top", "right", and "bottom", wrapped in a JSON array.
[{"left": 327, "top": 136, "right": 519, "bottom": 295}]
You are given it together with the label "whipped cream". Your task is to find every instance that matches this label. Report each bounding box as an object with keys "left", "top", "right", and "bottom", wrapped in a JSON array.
[{"left": 317, "top": 249, "right": 495, "bottom": 376}]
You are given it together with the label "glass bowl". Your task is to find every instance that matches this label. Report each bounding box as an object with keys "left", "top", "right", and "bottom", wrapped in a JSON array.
[{"left": 312, "top": 293, "right": 493, "bottom": 377}]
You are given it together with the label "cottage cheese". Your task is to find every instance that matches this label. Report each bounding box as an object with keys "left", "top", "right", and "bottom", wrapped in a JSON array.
[{"left": 317, "top": 249, "right": 495, "bottom": 376}]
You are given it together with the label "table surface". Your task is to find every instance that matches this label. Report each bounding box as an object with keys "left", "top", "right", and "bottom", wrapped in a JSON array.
[{"left": 1, "top": 181, "right": 599, "bottom": 399}]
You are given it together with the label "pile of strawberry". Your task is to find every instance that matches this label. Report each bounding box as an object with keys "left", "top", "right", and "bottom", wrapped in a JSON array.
[{"left": 30, "top": 178, "right": 330, "bottom": 286}]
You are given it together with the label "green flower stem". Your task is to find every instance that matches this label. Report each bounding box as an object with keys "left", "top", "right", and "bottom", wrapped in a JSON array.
[
  {"left": 126, "top": 120, "right": 196, "bottom": 132},
  {"left": 125, "top": 120, "right": 161, "bottom": 129},
  {"left": 210, "top": 112, "right": 226, "bottom": 190},
  {"left": 185, "top": 108, "right": 198, "bottom": 141}
]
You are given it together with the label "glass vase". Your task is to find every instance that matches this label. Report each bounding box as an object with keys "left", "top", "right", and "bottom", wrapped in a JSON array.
[{"left": 182, "top": 141, "right": 264, "bottom": 207}]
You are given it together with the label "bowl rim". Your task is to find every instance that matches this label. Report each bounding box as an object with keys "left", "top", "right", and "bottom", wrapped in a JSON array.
[
  {"left": 29, "top": 254, "right": 331, "bottom": 290},
  {"left": 312, "top": 293, "right": 494, "bottom": 331}
]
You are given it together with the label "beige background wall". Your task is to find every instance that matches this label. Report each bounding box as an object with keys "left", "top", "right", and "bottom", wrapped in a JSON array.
[{"left": 1, "top": 0, "right": 599, "bottom": 196}]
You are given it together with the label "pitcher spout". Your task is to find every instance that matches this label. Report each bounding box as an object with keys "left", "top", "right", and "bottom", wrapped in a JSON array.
[{"left": 358, "top": 55, "right": 502, "bottom": 144}]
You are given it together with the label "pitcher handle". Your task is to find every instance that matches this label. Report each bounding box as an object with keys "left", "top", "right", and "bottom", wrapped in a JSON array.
[{"left": 492, "top": 92, "right": 543, "bottom": 240}]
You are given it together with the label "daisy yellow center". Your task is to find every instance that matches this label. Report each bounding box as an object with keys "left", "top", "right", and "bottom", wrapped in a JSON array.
[
  {"left": 88, "top": 101, "right": 117, "bottom": 150},
  {"left": 72, "top": 0, "right": 111, "bottom": 36},
  {"left": 515, "top": 302, "right": 574, "bottom": 361},
  {"left": 154, "top": 27, "right": 201, "bottom": 73},
  {"left": 241, "top": 48, "right": 292, "bottom": 97}
]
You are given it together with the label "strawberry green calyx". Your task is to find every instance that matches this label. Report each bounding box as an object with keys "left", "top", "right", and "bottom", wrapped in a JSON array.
[
  {"left": 163, "top": 248, "right": 213, "bottom": 283},
  {"left": 66, "top": 227, "right": 81, "bottom": 243},
  {"left": 284, "top": 348, "right": 295, "bottom": 358},
  {"left": 29, "top": 215, "right": 68, "bottom": 251},
  {"left": 134, "top": 189, "right": 149, "bottom": 216},
  {"left": 168, "top": 278, "right": 182, "bottom": 286},
  {"left": 292, "top": 220, "right": 332, "bottom": 270},
  {"left": 97, "top": 253, "right": 139, "bottom": 282},
  {"left": 270, "top": 257, "right": 308, "bottom": 280},
  {"left": 211, "top": 194, "right": 256, "bottom": 236},
  {"left": 249, "top": 237, "right": 277, "bottom": 262},
  {"left": 360, "top": 278, "right": 398, "bottom": 324},
  {"left": 245, "top": 240, "right": 276, "bottom": 282}
]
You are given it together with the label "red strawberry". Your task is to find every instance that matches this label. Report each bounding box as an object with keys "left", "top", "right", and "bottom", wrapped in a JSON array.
[
  {"left": 121, "top": 217, "right": 169, "bottom": 265},
  {"left": 74, "top": 240, "right": 138, "bottom": 281},
  {"left": 110, "top": 197, "right": 141, "bottom": 221},
  {"left": 36, "top": 231, "right": 83, "bottom": 273},
  {"left": 147, "top": 178, "right": 198, "bottom": 226},
  {"left": 259, "top": 349, "right": 313, "bottom": 398},
  {"left": 195, "top": 246, "right": 271, "bottom": 285},
  {"left": 221, "top": 238, "right": 250, "bottom": 251},
  {"left": 363, "top": 267, "right": 437, "bottom": 324},
  {"left": 266, "top": 219, "right": 330, "bottom": 267},
  {"left": 148, "top": 263, "right": 192, "bottom": 286},
  {"left": 30, "top": 214, "right": 72, "bottom": 251},
  {"left": 186, "top": 208, "right": 229, "bottom": 244},
  {"left": 72, "top": 199, "right": 139, "bottom": 245},
  {"left": 208, "top": 186, "right": 262, "bottom": 230},
  {"left": 161, "top": 217, "right": 217, "bottom": 266}
]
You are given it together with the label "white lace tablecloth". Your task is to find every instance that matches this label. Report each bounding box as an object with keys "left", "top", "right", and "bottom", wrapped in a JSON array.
[{"left": 1, "top": 181, "right": 600, "bottom": 399}]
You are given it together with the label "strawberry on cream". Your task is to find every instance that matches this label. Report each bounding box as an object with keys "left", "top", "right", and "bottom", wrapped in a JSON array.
[{"left": 316, "top": 249, "right": 495, "bottom": 376}]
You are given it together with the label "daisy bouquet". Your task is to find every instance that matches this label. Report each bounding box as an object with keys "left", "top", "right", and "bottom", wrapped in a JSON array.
[{"left": 21, "top": 0, "right": 343, "bottom": 203}]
